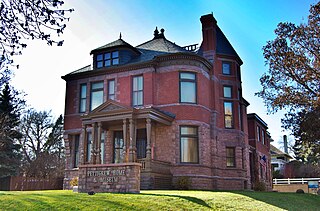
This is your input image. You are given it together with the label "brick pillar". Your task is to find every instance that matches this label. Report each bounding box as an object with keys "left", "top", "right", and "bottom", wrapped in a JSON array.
[
  {"left": 146, "top": 118, "right": 152, "bottom": 160},
  {"left": 81, "top": 124, "right": 87, "bottom": 165},
  {"left": 96, "top": 122, "right": 102, "bottom": 164},
  {"left": 129, "top": 119, "right": 136, "bottom": 162},
  {"left": 123, "top": 119, "right": 128, "bottom": 162},
  {"left": 90, "top": 122, "right": 96, "bottom": 164}
]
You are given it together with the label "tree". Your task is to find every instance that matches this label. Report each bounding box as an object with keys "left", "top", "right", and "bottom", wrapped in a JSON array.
[
  {"left": 283, "top": 107, "right": 320, "bottom": 164},
  {"left": 257, "top": 2, "right": 319, "bottom": 113},
  {"left": 0, "top": 83, "right": 25, "bottom": 178},
  {"left": 0, "top": 0, "right": 74, "bottom": 70},
  {"left": 19, "top": 109, "right": 64, "bottom": 178},
  {"left": 257, "top": 2, "right": 320, "bottom": 162}
]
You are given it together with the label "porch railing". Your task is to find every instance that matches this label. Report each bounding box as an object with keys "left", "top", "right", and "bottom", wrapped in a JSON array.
[{"left": 273, "top": 178, "right": 320, "bottom": 185}]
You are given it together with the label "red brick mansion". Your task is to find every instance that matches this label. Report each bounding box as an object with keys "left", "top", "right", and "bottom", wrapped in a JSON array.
[{"left": 62, "top": 14, "right": 272, "bottom": 191}]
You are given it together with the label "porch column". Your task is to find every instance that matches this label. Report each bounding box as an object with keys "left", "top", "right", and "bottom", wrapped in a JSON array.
[
  {"left": 146, "top": 118, "right": 152, "bottom": 160},
  {"left": 123, "top": 119, "right": 127, "bottom": 162},
  {"left": 80, "top": 124, "right": 87, "bottom": 165},
  {"left": 96, "top": 122, "right": 102, "bottom": 164},
  {"left": 129, "top": 118, "right": 135, "bottom": 162},
  {"left": 90, "top": 122, "right": 96, "bottom": 164}
]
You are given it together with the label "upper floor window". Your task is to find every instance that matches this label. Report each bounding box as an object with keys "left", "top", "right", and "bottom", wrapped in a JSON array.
[
  {"left": 96, "top": 51, "right": 119, "bottom": 68},
  {"left": 224, "top": 102, "right": 233, "bottom": 128},
  {"left": 222, "top": 62, "right": 231, "bottom": 75},
  {"left": 262, "top": 130, "right": 265, "bottom": 145},
  {"left": 223, "top": 86, "right": 232, "bottom": 98},
  {"left": 180, "top": 72, "right": 196, "bottom": 103},
  {"left": 180, "top": 126, "right": 198, "bottom": 163},
  {"left": 90, "top": 82, "right": 104, "bottom": 111},
  {"left": 132, "top": 75, "right": 143, "bottom": 106},
  {"left": 79, "top": 84, "right": 87, "bottom": 113},
  {"left": 108, "top": 79, "right": 115, "bottom": 100},
  {"left": 257, "top": 126, "right": 261, "bottom": 142}
]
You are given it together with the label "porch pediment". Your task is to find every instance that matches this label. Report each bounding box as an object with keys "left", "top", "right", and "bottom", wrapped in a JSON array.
[
  {"left": 82, "top": 100, "right": 134, "bottom": 122},
  {"left": 82, "top": 100, "right": 175, "bottom": 125}
]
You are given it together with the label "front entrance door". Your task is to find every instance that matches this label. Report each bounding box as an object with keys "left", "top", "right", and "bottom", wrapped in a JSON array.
[
  {"left": 136, "top": 129, "right": 147, "bottom": 159},
  {"left": 113, "top": 131, "right": 124, "bottom": 163}
]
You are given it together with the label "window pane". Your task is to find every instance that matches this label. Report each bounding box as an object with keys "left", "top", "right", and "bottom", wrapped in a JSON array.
[
  {"left": 223, "top": 62, "right": 231, "bottom": 75},
  {"left": 97, "top": 61, "right": 103, "bottom": 68},
  {"left": 226, "top": 147, "right": 235, "bottom": 167},
  {"left": 97, "top": 54, "right": 103, "bottom": 61},
  {"left": 133, "top": 92, "right": 138, "bottom": 106},
  {"left": 105, "top": 60, "right": 111, "bottom": 67},
  {"left": 181, "top": 137, "right": 198, "bottom": 163},
  {"left": 112, "top": 58, "right": 119, "bottom": 65},
  {"left": 91, "top": 91, "right": 103, "bottom": 110},
  {"left": 108, "top": 80, "right": 115, "bottom": 95},
  {"left": 80, "top": 85, "right": 87, "bottom": 98},
  {"left": 74, "top": 135, "right": 80, "bottom": 168},
  {"left": 80, "top": 99, "right": 86, "bottom": 113},
  {"left": 137, "top": 91, "right": 143, "bottom": 105},
  {"left": 112, "top": 51, "right": 119, "bottom": 58},
  {"left": 180, "top": 72, "right": 195, "bottom": 80},
  {"left": 137, "top": 76, "right": 143, "bottom": 90},
  {"left": 104, "top": 53, "right": 111, "bottom": 59},
  {"left": 181, "top": 126, "right": 197, "bottom": 135},
  {"left": 224, "top": 102, "right": 233, "bottom": 115},
  {"left": 181, "top": 82, "right": 196, "bottom": 103},
  {"left": 92, "top": 82, "right": 103, "bottom": 90},
  {"left": 224, "top": 86, "right": 232, "bottom": 98}
]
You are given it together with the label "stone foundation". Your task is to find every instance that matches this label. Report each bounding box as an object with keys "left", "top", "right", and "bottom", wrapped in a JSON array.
[{"left": 78, "top": 163, "right": 141, "bottom": 193}]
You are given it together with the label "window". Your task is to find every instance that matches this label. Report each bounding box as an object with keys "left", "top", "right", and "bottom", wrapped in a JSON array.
[
  {"left": 86, "top": 132, "right": 92, "bottom": 162},
  {"left": 113, "top": 131, "right": 124, "bottom": 163},
  {"left": 257, "top": 126, "right": 260, "bottom": 142},
  {"left": 180, "top": 126, "right": 198, "bottom": 163},
  {"left": 73, "top": 135, "right": 80, "bottom": 168},
  {"left": 79, "top": 84, "right": 87, "bottom": 113},
  {"left": 108, "top": 79, "right": 115, "bottom": 100},
  {"left": 226, "top": 147, "right": 235, "bottom": 167},
  {"left": 180, "top": 72, "right": 196, "bottom": 103},
  {"left": 132, "top": 75, "right": 143, "bottom": 106},
  {"left": 136, "top": 129, "right": 147, "bottom": 159},
  {"left": 222, "top": 62, "right": 231, "bottom": 75},
  {"left": 224, "top": 102, "right": 233, "bottom": 128},
  {"left": 96, "top": 51, "right": 119, "bottom": 68},
  {"left": 90, "top": 82, "right": 104, "bottom": 110},
  {"left": 223, "top": 86, "right": 232, "bottom": 98},
  {"left": 262, "top": 130, "right": 265, "bottom": 145}
]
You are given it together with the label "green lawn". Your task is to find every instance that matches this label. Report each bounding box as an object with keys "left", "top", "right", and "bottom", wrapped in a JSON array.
[{"left": 0, "top": 190, "right": 319, "bottom": 210}]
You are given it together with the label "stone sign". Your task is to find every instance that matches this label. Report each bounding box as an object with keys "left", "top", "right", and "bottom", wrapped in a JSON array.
[{"left": 78, "top": 163, "right": 141, "bottom": 193}]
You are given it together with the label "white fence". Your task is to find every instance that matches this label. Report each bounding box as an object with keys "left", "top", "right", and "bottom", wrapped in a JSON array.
[{"left": 273, "top": 178, "right": 320, "bottom": 185}]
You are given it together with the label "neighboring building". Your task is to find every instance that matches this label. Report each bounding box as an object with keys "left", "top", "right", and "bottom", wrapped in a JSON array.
[
  {"left": 270, "top": 144, "right": 293, "bottom": 174},
  {"left": 62, "top": 14, "right": 270, "bottom": 191},
  {"left": 247, "top": 113, "right": 272, "bottom": 190}
]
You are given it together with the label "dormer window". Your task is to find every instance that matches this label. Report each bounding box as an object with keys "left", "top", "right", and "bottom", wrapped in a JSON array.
[{"left": 96, "top": 51, "right": 119, "bottom": 68}]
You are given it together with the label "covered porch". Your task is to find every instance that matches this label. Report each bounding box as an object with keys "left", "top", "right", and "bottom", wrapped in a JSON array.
[{"left": 79, "top": 100, "right": 174, "bottom": 188}]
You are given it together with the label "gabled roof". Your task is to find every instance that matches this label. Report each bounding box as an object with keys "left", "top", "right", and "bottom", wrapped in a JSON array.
[{"left": 270, "top": 144, "right": 293, "bottom": 159}]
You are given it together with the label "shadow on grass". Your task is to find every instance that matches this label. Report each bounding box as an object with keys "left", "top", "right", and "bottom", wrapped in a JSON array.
[
  {"left": 140, "top": 193, "right": 211, "bottom": 208},
  {"left": 234, "top": 191, "right": 320, "bottom": 211}
]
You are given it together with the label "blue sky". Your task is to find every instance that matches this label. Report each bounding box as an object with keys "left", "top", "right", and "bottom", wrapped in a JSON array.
[{"left": 11, "top": 0, "right": 317, "bottom": 150}]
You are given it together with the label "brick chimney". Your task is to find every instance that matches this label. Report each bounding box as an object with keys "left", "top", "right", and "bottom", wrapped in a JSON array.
[{"left": 200, "top": 14, "right": 217, "bottom": 62}]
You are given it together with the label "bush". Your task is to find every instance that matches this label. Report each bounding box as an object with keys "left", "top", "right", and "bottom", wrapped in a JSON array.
[
  {"left": 253, "top": 181, "right": 266, "bottom": 191},
  {"left": 175, "top": 176, "right": 191, "bottom": 190},
  {"left": 70, "top": 177, "right": 78, "bottom": 187},
  {"left": 296, "top": 189, "right": 304, "bottom": 194}
]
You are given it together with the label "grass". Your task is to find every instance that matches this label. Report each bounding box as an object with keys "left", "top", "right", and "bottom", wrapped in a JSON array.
[{"left": 0, "top": 190, "right": 319, "bottom": 210}]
